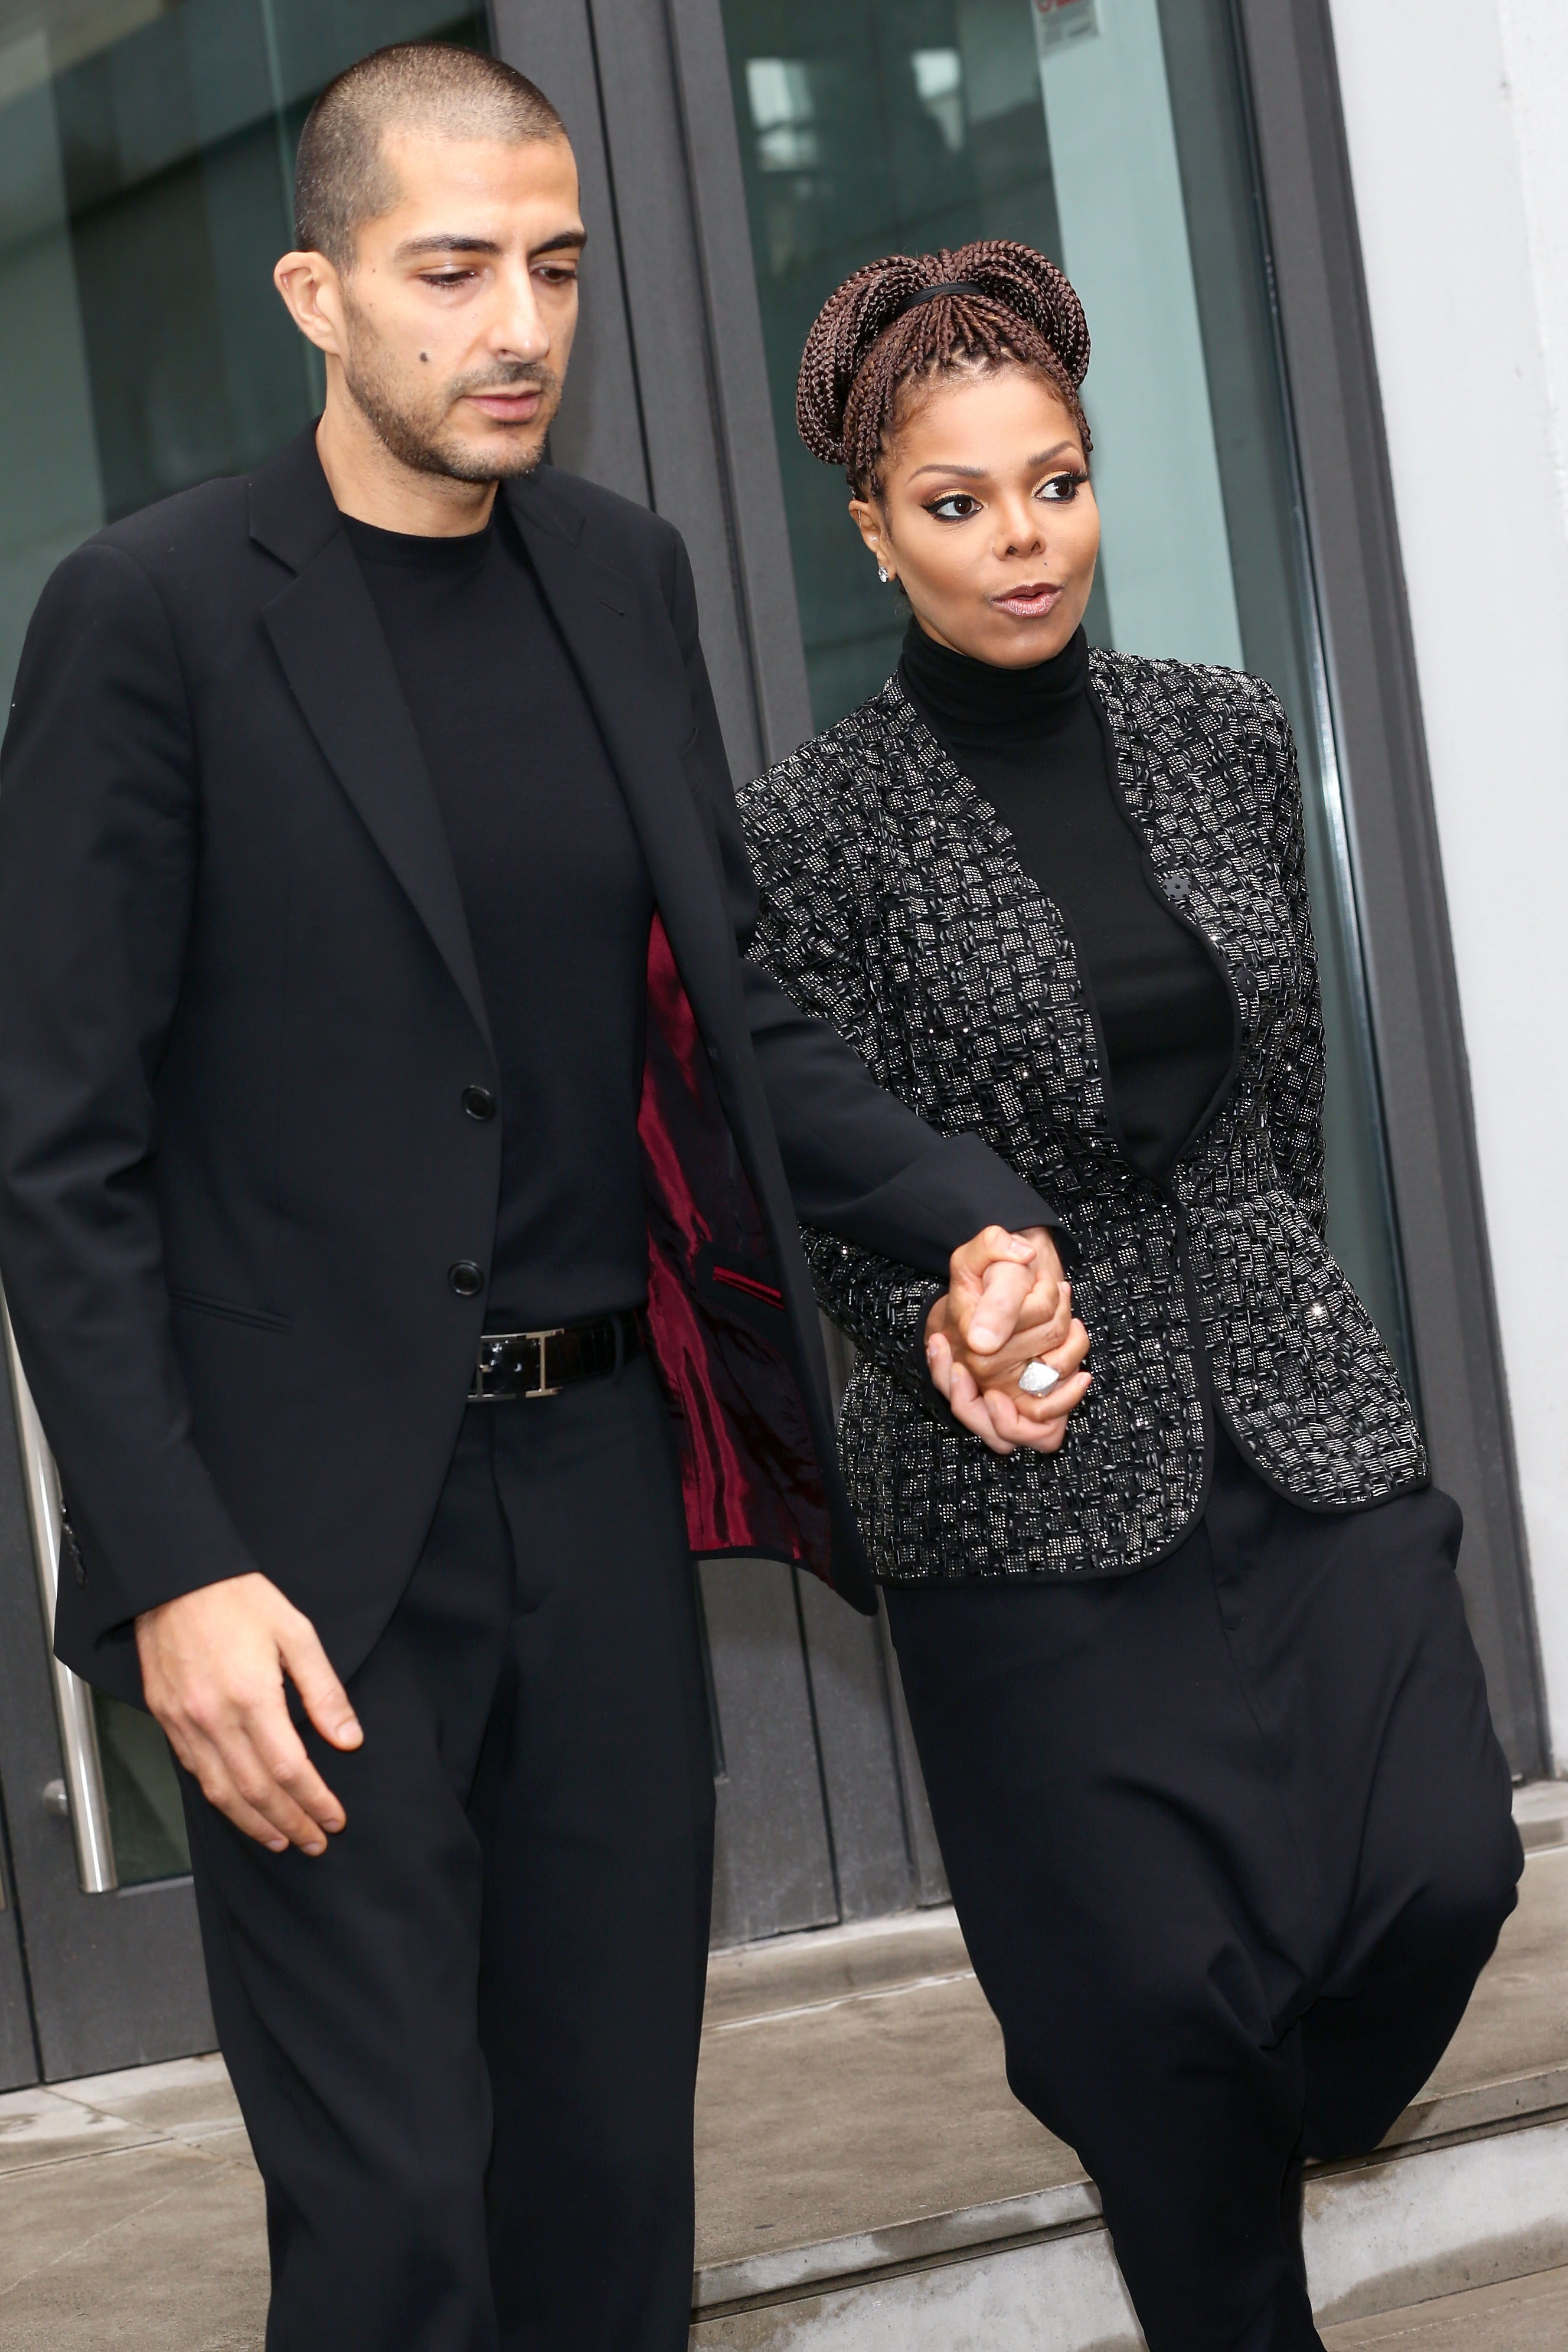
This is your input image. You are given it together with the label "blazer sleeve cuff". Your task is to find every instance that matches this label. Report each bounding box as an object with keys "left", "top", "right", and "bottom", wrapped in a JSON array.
[{"left": 842, "top": 1132, "right": 1070, "bottom": 1280}]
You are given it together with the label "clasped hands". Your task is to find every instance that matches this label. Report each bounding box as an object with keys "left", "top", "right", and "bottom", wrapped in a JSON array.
[
  {"left": 925, "top": 1224, "right": 1091, "bottom": 1456},
  {"left": 138, "top": 1222, "right": 1088, "bottom": 1864}
]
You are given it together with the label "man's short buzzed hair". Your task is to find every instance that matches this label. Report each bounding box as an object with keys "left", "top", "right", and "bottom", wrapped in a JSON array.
[{"left": 294, "top": 42, "right": 566, "bottom": 270}]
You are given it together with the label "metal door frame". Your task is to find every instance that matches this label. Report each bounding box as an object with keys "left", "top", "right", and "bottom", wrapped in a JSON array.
[{"left": 491, "top": 0, "right": 1544, "bottom": 1778}]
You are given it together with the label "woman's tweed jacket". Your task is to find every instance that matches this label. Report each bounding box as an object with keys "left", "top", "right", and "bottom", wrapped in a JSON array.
[{"left": 736, "top": 651, "right": 1427, "bottom": 1583}]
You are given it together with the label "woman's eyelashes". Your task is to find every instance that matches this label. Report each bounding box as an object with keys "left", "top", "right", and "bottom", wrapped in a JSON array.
[
  {"left": 925, "top": 491, "right": 984, "bottom": 521},
  {"left": 922, "top": 470, "right": 1089, "bottom": 523}
]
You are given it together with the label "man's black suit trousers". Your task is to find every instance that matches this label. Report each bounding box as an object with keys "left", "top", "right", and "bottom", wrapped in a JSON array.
[{"left": 179, "top": 1355, "right": 714, "bottom": 2352}]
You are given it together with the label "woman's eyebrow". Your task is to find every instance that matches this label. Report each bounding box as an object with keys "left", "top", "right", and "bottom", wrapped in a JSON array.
[{"left": 907, "top": 441, "right": 1077, "bottom": 482}]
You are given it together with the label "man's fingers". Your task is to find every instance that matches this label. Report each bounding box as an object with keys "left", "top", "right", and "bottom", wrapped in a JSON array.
[
  {"left": 184, "top": 1728, "right": 328, "bottom": 1853},
  {"left": 163, "top": 1723, "right": 289, "bottom": 1851},
  {"left": 256, "top": 1733, "right": 348, "bottom": 1841},
  {"left": 208, "top": 1724, "right": 330, "bottom": 1849},
  {"left": 949, "top": 1224, "right": 1036, "bottom": 1283},
  {"left": 962, "top": 1257, "right": 1035, "bottom": 1355},
  {"left": 267, "top": 1757, "right": 346, "bottom": 1840},
  {"left": 135, "top": 1574, "right": 357, "bottom": 1855},
  {"left": 279, "top": 1617, "right": 362, "bottom": 1753},
  {"left": 173, "top": 1673, "right": 347, "bottom": 1850}
]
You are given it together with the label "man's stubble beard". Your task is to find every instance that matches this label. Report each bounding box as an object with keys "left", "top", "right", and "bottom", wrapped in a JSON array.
[{"left": 341, "top": 300, "right": 563, "bottom": 484}]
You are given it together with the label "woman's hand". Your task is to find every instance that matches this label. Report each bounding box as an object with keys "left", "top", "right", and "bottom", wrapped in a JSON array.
[{"left": 925, "top": 1226, "right": 1092, "bottom": 1454}]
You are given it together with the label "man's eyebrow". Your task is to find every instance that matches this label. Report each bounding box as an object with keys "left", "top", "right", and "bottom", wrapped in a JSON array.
[
  {"left": 393, "top": 233, "right": 505, "bottom": 259},
  {"left": 390, "top": 230, "right": 587, "bottom": 262},
  {"left": 907, "top": 440, "right": 1077, "bottom": 482}
]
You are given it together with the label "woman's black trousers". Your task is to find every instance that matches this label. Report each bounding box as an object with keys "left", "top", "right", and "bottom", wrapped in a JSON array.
[{"left": 884, "top": 1425, "right": 1523, "bottom": 2352}]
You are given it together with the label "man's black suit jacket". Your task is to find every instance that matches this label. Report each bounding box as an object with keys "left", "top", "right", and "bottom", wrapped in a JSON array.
[{"left": 0, "top": 429, "right": 1052, "bottom": 1704}]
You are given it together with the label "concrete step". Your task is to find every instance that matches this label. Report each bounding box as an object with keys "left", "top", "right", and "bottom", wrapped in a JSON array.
[
  {"left": 0, "top": 1787, "right": 1561, "bottom": 2348},
  {"left": 691, "top": 1782, "right": 1568, "bottom": 2348},
  {"left": 1322, "top": 2264, "right": 1568, "bottom": 2347}
]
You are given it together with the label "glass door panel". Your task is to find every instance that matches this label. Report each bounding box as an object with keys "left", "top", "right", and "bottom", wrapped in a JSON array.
[
  {"left": 717, "top": 0, "right": 1415, "bottom": 1391},
  {"left": 0, "top": 0, "right": 490, "bottom": 703}
]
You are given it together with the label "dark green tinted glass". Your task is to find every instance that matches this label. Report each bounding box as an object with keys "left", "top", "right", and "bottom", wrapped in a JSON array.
[
  {"left": 719, "top": 0, "right": 1415, "bottom": 1394},
  {"left": 0, "top": 0, "right": 487, "bottom": 700},
  {"left": 93, "top": 1692, "right": 190, "bottom": 1885}
]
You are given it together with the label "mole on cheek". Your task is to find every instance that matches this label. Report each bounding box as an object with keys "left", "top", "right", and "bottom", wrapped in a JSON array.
[{"left": 419, "top": 351, "right": 429, "bottom": 362}]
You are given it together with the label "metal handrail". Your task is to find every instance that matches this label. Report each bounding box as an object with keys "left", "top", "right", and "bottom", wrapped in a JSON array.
[{"left": 2, "top": 1297, "right": 117, "bottom": 1893}]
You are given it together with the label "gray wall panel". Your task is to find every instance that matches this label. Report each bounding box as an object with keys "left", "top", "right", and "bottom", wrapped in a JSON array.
[
  {"left": 1234, "top": 0, "right": 1544, "bottom": 1771},
  {"left": 701, "top": 1561, "right": 837, "bottom": 1948},
  {"left": 580, "top": 0, "right": 762, "bottom": 778},
  {"left": 488, "top": 0, "right": 651, "bottom": 504},
  {"left": 795, "top": 1573, "right": 912, "bottom": 1924},
  {"left": 0, "top": 1821, "right": 38, "bottom": 2089},
  {"left": 664, "top": 0, "right": 814, "bottom": 766},
  {"left": 878, "top": 1614, "right": 950, "bottom": 1909}
]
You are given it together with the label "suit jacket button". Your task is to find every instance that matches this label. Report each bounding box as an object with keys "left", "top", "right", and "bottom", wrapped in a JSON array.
[
  {"left": 462, "top": 1085, "right": 496, "bottom": 1121},
  {"left": 449, "top": 1261, "right": 485, "bottom": 1297}
]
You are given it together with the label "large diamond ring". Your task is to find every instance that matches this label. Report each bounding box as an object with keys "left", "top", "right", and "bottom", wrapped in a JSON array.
[{"left": 1018, "top": 1359, "right": 1060, "bottom": 1396}]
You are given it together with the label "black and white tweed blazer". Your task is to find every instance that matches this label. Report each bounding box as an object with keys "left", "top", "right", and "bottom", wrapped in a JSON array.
[{"left": 736, "top": 650, "right": 1427, "bottom": 1583}]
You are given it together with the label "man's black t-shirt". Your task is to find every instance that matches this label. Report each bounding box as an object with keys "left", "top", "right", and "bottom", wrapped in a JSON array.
[{"left": 345, "top": 505, "right": 654, "bottom": 1327}]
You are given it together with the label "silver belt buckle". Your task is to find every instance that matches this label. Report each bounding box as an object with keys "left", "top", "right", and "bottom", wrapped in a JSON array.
[
  {"left": 522, "top": 1326, "right": 564, "bottom": 1400},
  {"left": 473, "top": 1327, "right": 566, "bottom": 1401}
]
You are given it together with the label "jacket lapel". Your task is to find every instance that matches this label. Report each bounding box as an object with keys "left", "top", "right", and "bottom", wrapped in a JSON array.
[
  {"left": 503, "top": 475, "right": 743, "bottom": 1036},
  {"left": 251, "top": 433, "right": 492, "bottom": 1058}
]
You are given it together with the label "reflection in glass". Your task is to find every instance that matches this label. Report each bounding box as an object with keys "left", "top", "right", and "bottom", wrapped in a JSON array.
[
  {"left": 0, "top": 0, "right": 488, "bottom": 704},
  {"left": 94, "top": 1691, "right": 190, "bottom": 1884},
  {"left": 720, "top": 0, "right": 1416, "bottom": 1393}
]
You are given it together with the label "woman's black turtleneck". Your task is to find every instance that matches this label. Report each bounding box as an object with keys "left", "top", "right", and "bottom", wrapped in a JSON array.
[{"left": 899, "top": 620, "right": 1234, "bottom": 1179}]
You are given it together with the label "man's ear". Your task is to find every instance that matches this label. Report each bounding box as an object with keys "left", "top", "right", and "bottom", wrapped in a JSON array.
[{"left": 274, "top": 250, "right": 347, "bottom": 360}]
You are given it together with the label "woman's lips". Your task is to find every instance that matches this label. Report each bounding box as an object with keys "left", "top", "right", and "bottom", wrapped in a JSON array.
[{"left": 994, "top": 583, "right": 1063, "bottom": 619}]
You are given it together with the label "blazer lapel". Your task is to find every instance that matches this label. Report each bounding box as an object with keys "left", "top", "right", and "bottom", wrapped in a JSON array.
[
  {"left": 504, "top": 478, "right": 741, "bottom": 1028},
  {"left": 251, "top": 436, "right": 492, "bottom": 1058}
]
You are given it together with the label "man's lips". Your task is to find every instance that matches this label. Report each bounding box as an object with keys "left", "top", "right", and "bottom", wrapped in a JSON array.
[
  {"left": 994, "top": 583, "right": 1063, "bottom": 618},
  {"left": 465, "top": 389, "right": 543, "bottom": 421}
]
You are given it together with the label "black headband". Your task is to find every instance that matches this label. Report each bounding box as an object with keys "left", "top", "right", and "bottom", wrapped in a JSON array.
[{"left": 886, "top": 279, "right": 987, "bottom": 323}]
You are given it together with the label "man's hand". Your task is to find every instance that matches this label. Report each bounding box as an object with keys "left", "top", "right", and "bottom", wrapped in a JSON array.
[
  {"left": 925, "top": 1225, "right": 1092, "bottom": 1456},
  {"left": 136, "top": 1574, "right": 362, "bottom": 1856}
]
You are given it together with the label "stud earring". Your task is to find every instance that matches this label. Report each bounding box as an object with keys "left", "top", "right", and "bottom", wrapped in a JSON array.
[{"left": 877, "top": 565, "right": 890, "bottom": 584}]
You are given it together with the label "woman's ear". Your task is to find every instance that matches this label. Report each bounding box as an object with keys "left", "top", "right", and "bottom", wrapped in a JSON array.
[{"left": 848, "top": 495, "right": 894, "bottom": 585}]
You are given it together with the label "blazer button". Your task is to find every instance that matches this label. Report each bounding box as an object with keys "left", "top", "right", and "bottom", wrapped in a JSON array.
[
  {"left": 462, "top": 1085, "right": 496, "bottom": 1121},
  {"left": 449, "top": 1261, "right": 485, "bottom": 1298}
]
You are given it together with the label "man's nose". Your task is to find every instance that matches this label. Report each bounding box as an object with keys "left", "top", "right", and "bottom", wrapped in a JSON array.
[{"left": 489, "top": 268, "right": 550, "bottom": 362}]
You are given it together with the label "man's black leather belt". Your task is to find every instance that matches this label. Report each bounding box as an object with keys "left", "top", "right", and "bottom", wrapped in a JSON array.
[{"left": 468, "top": 1310, "right": 644, "bottom": 1402}]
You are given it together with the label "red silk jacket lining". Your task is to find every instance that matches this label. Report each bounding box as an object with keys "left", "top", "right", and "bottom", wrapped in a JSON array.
[{"left": 636, "top": 916, "right": 832, "bottom": 1579}]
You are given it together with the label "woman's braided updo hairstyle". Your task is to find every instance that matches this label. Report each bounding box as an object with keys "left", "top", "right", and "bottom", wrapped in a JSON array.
[{"left": 797, "top": 239, "right": 1090, "bottom": 495}]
